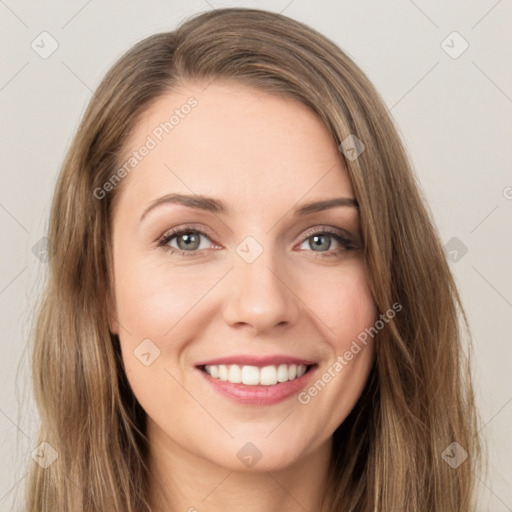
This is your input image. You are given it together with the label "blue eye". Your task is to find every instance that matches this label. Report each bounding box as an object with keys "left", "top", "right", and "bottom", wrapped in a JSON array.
[
  {"left": 157, "top": 225, "right": 356, "bottom": 258},
  {"left": 158, "top": 228, "right": 213, "bottom": 256},
  {"left": 298, "top": 231, "right": 354, "bottom": 254},
  {"left": 296, "top": 228, "right": 356, "bottom": 259}
]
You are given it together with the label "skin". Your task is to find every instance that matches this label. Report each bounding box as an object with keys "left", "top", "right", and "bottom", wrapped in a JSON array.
[{"left": 109, "top": 80, "right": 377, "bottom": 512}]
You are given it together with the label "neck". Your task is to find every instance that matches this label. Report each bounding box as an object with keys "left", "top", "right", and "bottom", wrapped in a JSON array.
[{"left": 146, "top": 421, "right": 334, "bottom": 512}]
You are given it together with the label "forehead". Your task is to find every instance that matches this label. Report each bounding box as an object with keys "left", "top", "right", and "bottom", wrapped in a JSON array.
[{"left": 117, "top": 80, "right": 353, "bottom": 213}]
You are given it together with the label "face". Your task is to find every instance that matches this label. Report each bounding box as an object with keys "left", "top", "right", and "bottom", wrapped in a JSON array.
[{"left": 109, "top": 80, "right": 376, "bottom": 473}]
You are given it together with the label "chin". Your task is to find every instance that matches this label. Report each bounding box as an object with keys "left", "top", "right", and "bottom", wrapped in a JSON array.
[{"left": 199, "top": 432, "right": 324, "bottom": 473}]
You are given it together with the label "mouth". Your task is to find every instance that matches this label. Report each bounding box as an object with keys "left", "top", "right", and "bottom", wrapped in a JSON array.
[
  {"left": 195, "top": 356, "right": 318, "bottom": 406},
  {"left": 198, "top": 362, "right": 315, "bottom": 385}
]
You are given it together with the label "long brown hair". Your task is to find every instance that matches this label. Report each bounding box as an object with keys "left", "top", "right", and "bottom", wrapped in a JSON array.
[{"left": 24, "top": 7, "right": 483, "bottom": 511}]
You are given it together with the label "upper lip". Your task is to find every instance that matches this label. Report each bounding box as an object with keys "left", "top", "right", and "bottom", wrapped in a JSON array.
[{"left": 195, "top": 355, "right": 317, "bottom": 368}]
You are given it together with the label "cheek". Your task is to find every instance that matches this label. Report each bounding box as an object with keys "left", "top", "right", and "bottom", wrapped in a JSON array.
[
  {"left": 304, "top": 262, "right": 376, "bottom": 347},
  {"left": 295, "top": 264, "right": 376, "bottom": 411},
  {"left": 113, "top": 250, "right": 220, "bottom": 339}
]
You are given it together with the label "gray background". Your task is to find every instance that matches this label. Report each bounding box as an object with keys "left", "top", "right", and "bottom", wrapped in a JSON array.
[{"left": 1, "top": 1, "right": 511, "bottom": 510}]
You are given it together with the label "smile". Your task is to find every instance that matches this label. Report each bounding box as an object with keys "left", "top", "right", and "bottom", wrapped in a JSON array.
[
  {"left": 195, "top": 356, "right": 318, "bottom": 406},
  {"left": 202, "top": 363, "right": 310, "bottom": 385}
]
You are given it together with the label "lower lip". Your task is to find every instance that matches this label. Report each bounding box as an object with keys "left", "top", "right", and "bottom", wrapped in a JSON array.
[{"left": 197, "top": 366, "right": 317, "bottom": 406}]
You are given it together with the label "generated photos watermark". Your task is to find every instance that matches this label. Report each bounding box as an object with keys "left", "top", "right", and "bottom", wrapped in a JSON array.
[
  {"left": 93, "top": 96, "right": 198, "bottom": 200},
  {"left": 298, "top": 301, "right": 402, "bottom": 405}
]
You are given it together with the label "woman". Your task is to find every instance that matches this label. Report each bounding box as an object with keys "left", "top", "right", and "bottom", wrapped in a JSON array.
[{"left": 25, "top": 7, "right": 482, "bottom": 511}]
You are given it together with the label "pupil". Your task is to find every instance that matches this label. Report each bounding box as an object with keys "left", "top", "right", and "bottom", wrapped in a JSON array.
[
  {"left": 178, "top": 233, "right": 199, "bottom": 250},
  {"left": 311, "top": 234, "right": 330, "bottom": 251}
]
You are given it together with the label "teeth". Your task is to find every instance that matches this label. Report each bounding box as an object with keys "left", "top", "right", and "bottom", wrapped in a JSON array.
[
  {"left": 209, "top": 365, "right": 220, "bottom": 378},
  {"left": 228, "top": 364, "right": 242, "bottom": 383},
  {"left": 218, "top": 365, "right": 228, "bottom": 381},
  {"left": 203, "top": 363, "right": 309, "bottom": 385},
  {"left": 260, "top": 365, "right": 277, "bottom": 385},
  {"left": 242, "top": 365, "right": 260, "bottom": 385}
]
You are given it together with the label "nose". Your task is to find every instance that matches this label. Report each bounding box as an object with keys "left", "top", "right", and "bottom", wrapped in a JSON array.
[{"left": 222, "top": 246, "right": 301, "bottom": 334}]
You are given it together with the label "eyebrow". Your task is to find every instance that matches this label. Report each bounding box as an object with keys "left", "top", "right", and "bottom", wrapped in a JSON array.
[{"left": 140, "top": 193, "right": 358, "bottom": 221}]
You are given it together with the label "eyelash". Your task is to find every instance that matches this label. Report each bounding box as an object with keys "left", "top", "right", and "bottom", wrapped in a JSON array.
[{"left": 156, "top": 224, "right": 357, "bottom": 259}]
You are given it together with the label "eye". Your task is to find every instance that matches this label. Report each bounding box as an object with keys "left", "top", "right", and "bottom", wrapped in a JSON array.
[
  {"left": 157, "top": 225, "right": 357, "bottom": 258},
  {"left": 297, "top": 227, "right": 356, "bottom": 257},
  {"left": 157, "top": 226, "right": 216, "bottom": 256}
]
